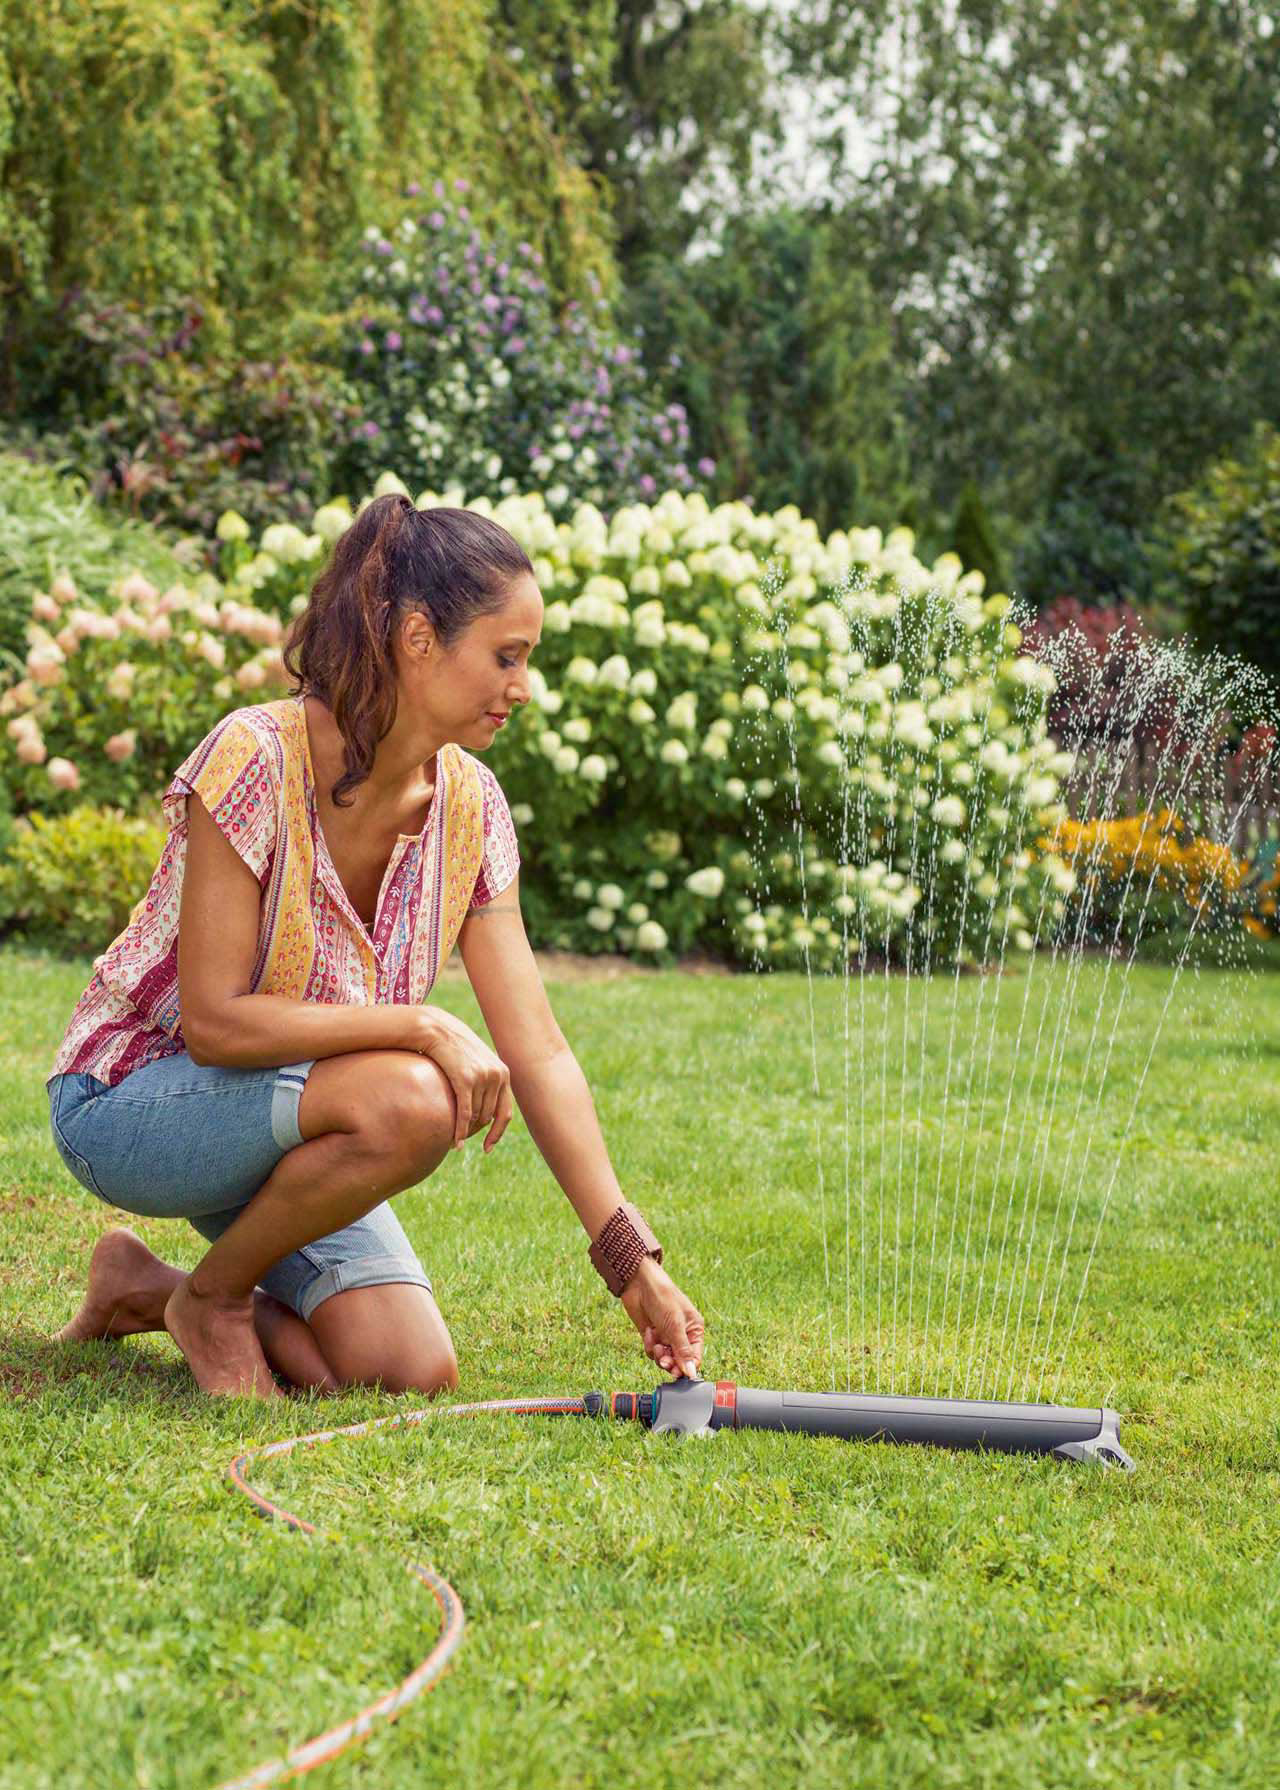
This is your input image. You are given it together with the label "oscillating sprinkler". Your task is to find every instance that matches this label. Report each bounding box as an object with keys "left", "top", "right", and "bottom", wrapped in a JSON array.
[{"left": 596, "top": 1375, "right": 1135, "bottom": 1469}]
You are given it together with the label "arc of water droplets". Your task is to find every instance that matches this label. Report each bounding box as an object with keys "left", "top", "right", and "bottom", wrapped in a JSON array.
[
  {"left": 1004, "top": 649, "right": 1235, "bottom": 1403},
  {"left": 974, "top": 643, "right": 1178, "bottom": 1401},
  {"left": 957, "top": 654, "right": 1129, "bottom": 1402},
  {"left": 1039, "top": 684, "right": 1273, "bottom": 1403},
  {"left": 1012, "top": 655, "right": 1223, "bottom": 1402},
  {"left": 920, "top": 669, "right": 998, "bottom": 1397}
]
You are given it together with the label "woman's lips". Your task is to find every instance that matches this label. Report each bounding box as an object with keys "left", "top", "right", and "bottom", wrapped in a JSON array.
[{"left": 486, "top": 712, "right": 508, "bottom": 727}]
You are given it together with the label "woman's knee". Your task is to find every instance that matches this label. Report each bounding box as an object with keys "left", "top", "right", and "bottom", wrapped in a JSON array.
[
  {"left": 299, "top": 1050, "right": 457, "bottom": 1174},
  {"left": 308, "top": 1282, "right": 459, "bottom": 1396}
]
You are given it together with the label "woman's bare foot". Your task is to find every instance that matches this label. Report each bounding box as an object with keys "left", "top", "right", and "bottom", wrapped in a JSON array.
[
  {"left": 164, "top": 1276, "right": 282, "bottom": 1400},
  {"left": 57, "top": 1228, "right": 338, "bottom": 1394},
  {"left": 55, "top": 1228, "right": 180, "bottom": 1341}
]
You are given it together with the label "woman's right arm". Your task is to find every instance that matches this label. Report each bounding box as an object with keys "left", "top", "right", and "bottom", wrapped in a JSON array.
[{"left": 178, "top": 793, "right": 445, "bottom": 1069}]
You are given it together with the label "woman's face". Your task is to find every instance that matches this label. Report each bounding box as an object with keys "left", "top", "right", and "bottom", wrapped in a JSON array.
[{"left": 403, "top": 572, "right": 545, "bottom": 748}]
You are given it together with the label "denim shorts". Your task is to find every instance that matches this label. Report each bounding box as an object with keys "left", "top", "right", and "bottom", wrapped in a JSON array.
[{"left": 47, "top": 1052, "right": 432, "bottom": 1324}]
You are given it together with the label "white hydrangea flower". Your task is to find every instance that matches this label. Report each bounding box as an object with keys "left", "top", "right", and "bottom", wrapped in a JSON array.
[
  {"left": 511, "top": 803, "right": 534, "bottom": 827},
  {"left": 566, "top": 657, "right": 598, "bottom": 685},
  {"left": 753, "top": 778, "right": 775, "bottom": 798},
  {"left": 725, "top": 778, "right": 747, "bottom": 800},
  {"left": 630, "top": 668, "right": 658, "bottom": 697},
  {"left": 741, "top": 685, "right": 770, "bottom": 713},
  {"left": 626, "top": 903, "right": 649, "bottom": 924},
  {"left": 628, "top": 699, "right": 656, "bottom": 725},
  {"left": 580, "top": 754, "right": 609, "bottom": 782},
  {"left": 597, "top": 654, "right": 631, "bottom": 690},
  {"left": 686, "top": 866, "right": 725, "bottom": 899},
  {"left": 635, "top": 920, "right": 669, "bottom": 951},
  {"left": 538, "top": 729, "right": 562, "bottom": 758},
  {"left": 215, "top": 510, "right": 251, "bottom": 543},
  {"left": 931, "top": 795, "right": 967, "bottom": 828},
  {"left": 586, "top": 906, "right": 615, "bottom": 931},
  {"left": 553, "top": 745, "right": 580, "bottom": 774},
  {"left": 597, "top": 883, "right": 625, "bottom": 910},
  {"left": 573, "top": 878, "right": 594, "bottom": 900},
  {"left": 646, "top": 870, "right": 669, "bottom": 890},
  {"left": 561, "top": 717, "right": 592, "bottom": 743},
  {"left": 665, "top": 692, "right": 698, "bottom": 731},
  {"left": 939, "top": 838, "right": 968, "bottom": 864},
  {"left": 660, "top": 739, "right": 689, "bottom": 765}
]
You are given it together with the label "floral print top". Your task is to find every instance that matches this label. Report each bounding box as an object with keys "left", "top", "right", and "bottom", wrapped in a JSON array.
[{"left": 46, "top": 693, "right": 520, "bottom": 1089}]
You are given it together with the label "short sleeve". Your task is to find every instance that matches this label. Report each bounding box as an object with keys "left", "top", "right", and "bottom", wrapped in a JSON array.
[
  {"left": 467, "top": 760, "right": 521, "bottom": 911},
  {"left": 161, "top": 710, "right": 278, "bottom": 890}
]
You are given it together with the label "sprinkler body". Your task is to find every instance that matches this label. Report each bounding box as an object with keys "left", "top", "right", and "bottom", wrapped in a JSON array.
[{"left": 601, "top": 1378, "right": 1134, "bottom": 1470}]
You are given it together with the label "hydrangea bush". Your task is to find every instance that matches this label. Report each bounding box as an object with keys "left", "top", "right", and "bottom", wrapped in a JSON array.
[
  {"left": 1, "top": 473, "right": 1077, "bottom": 969},
  {"left": 332, "top": 180, "right": 712, "bottom": 519}
]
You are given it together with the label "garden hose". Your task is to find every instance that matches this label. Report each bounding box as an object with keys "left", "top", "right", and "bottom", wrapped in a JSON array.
[{"left": 216, "top": 1377, "right": 1133, "bottom": 1788}]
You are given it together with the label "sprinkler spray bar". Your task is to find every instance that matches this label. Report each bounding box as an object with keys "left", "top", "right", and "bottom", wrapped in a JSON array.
[{"left": 595, "top": 1377, "right": 1135, "bottom": 1469}]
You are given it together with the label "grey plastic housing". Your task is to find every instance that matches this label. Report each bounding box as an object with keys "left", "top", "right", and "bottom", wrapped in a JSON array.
[{"left": 648, "top": 1378, "right": 1135, "bottom": 1471}]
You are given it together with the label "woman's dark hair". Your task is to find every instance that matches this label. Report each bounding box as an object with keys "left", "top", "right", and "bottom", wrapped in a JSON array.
[{"left": 282, "top": 495, "right": 534, "bottom": 807}]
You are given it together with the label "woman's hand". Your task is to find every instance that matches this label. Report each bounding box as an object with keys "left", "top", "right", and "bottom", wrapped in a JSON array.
[
  {"left": 619, "top": 1257, "right": 705, "bottom": 1381},
  {"left": 407, "top": 1005, "right": 513, "bottom": 1153}
]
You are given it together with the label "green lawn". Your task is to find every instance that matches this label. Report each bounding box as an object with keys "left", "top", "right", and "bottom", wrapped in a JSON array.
[{"left": 2, "top": 942, "right": 1278, "bottom": 1788}]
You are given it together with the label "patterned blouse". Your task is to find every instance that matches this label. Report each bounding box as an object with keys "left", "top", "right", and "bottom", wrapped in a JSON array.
[{"left": 46, "top": 693, "right": 521, "bottom": 1089}]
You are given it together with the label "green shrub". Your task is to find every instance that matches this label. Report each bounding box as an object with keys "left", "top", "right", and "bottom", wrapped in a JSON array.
[
  {"left": 1150, "top": 420, "right": 1280, "bottom": 679},
  {"left": 20, "top": 292, "right": 363, "bottom": 539},
  {"left": 0, "top": 450, "right": 197, "bottom": 672},
  {"left": 1, "top": 472, "right": 1075, "bottom": 970},
  {"left": 0, "top": 802, "right": 165, "bottom": 955},
  {"left": 331, "top": 192, "right": 710, "bottom": 518}
]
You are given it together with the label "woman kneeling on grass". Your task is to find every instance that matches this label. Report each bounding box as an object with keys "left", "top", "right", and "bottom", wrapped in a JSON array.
[{"left": 46, "top": 494, "right": 705, "bottom": 1401}]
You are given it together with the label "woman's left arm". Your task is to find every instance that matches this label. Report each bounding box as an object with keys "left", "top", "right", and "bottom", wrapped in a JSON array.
[{"left": 458, "top": 875, "right": 705, "bottom": 1378}]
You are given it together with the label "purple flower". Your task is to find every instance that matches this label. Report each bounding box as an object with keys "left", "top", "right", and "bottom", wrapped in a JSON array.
[
  {"left": 476, "top": 322, "right": 490, "bottom": 337},
  {"left": 359, "top": 337, "right": 375, "bottom": 356},
  {"left": 385, "top": 331, "right": 402, "bottom": 351},
  {"left": 376, "top": 240, "right": 393, "bottom": 257},
  {"left": 612, "top": 345, "right": 631, "bottom": 366},
  {"left": 639, "top": 473, "right": 656, "bottom": 496},
  {"left": 667, "top": 402, "right": 686, "bottom": 420},
  {"left": 497, "top": 262, "right": 509, "bottom": 278},
  {"left": 658, "top": 426, "right": 673, "bottom": 446},
  {"left": 358, "top": 420, "right": 381, "bottom": 439},
  {"left": 433, "top": 179, "right": 445, "bottom": 197},
  {"left": 481, "top": 292, "right": 501, "bottom": 314},
  {"left": 697, "top": 457, "right": 716, "bottom": 477},
  {"left": 517, "top": 241, "right": 533, "bottom": 257},
  {"left": 406, "top": 181, "right": 422, "bottom": 197},
  {"left": 470, "top": 279, "right": 483, "bottom": 297},
  {"left": 458, "top": 206, "right": 470, "bottom": 221},
  {"left": 454, "top": 176, "right": 470, "bottom": 193},
  {"left": 428, "top": 210, "right": 445, "bottom": 229},
  {"left": 569, "top": 423, "right": 585, "bottom": 440},
  {"left": 426, "top": 304, "right": 444, "bottom": 326},
  {"left": 509, "top": 336, "right": 526, "bottom": 354}
]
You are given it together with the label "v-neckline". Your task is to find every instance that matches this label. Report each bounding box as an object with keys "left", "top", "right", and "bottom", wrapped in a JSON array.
[{"left": 293, "top": 694, "right": 442, "bottom": 944}]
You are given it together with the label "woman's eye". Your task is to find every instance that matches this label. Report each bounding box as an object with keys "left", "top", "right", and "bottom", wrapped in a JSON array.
[{"left": 498, "top": 655, "right": 517, "bottom": 669}]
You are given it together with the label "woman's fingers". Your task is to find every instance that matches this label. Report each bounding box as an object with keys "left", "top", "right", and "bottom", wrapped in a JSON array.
[{"left": 483, "top": 1082, "right": 515, "bottom": 1153}]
